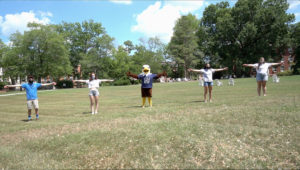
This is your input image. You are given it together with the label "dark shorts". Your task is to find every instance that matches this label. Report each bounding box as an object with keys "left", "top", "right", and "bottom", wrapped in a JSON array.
[{"left": 141, "top": 88, "right": 152, "bottom": 97}]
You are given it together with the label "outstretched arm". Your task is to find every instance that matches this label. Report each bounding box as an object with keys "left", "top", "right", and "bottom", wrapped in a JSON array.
[
  {"left": 243, "top": 64, "right": 255, "bottom": 68},
  {"left": 269, "top": 61, "right": 284, "bottom": 67},
  {"left": 41, "top": 82, "right": 56, "bottom": 86},
  {"left": 73, "top": 80, "right": 88, "bottom": 83},
  {"left": 155, "top": 71, "right": 167, "bottom": 79},
  {"left": 188, "top": 68, "right": 203, "bottom": 73},
  {"left": 4, "top": 84, "right": 22, "bottom": 88},
  {"left": 214, "top": 67, "right": 228, "bottom": 72},
  {"left": 126, "top": 71, "right": 138, "bottom": 79},
  {"left": 99, "top": 79, "right": 114, "bottom": 82}
]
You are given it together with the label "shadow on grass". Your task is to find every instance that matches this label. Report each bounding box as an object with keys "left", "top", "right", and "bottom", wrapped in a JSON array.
[
  {"left": 82, "top": 112, "right": 91, "bottom": 114},
  {"left": 190, "top": 100, "right": 205, "bottom": 103},
  {"left": 126, "top": 105, "right": 143, "bottom": 108},
  {"left": 21, "top": 119, "right": 31, "bottom": 122}
]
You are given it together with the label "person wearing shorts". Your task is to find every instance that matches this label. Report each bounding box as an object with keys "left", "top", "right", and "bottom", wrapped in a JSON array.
[
  {"left": 73, "top": 72, "right": 113, "bottom": 114},
  {"left": 127, "top": 65, "right": 166, "bottom": 108},
  {"left": 5, "top": 75, "right": 56, "bottom": 121},
  {"left": 243, "top": 57, "right": 283, "bottom": 96},
  {"left": 188, "top": 64, "right": 228, "bottom": 103}
]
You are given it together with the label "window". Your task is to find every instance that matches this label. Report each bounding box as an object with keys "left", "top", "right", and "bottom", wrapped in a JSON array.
[{"left": 288, "top": 55, "right": 293, "bottom": 62}]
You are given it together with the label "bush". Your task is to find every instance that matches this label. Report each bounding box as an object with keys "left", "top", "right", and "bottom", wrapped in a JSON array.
[
  {"left": 56, "top": 80, "right": 73, "bottom": 88},
  {"left": 113, "top": 77, "right": 139, "bottom": 86},
  {"left": 277, "top": 70, "right": 293, "bottom": 76},
  {"left": 0, "top": 82, "right": 8, "bottom": 90}
]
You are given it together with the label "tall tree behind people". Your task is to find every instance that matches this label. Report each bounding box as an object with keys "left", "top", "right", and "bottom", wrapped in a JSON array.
[
  {"left": 168, "top": 14, "right": 201, "bottom": 78},
  {"left": 198, "top": 0, "right": 294, "bottom": 77}
]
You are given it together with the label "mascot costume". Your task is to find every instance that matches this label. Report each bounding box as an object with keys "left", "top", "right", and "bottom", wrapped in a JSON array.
[{"left": 127, "top": 65, "right": 166, "bottom": 108}]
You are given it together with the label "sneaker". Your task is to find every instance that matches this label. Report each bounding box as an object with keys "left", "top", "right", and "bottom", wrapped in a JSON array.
[
  {"left": 92, "top": 112, "right": 95, "bottom": 115},
  {"left": 95, "top": 111, "right": 98, "bottom": 114},
  {"left": 36, "top": 114, "right": 39, "bottom": 120},
  {"left": 28, "top": 116, "right": 32, "bottom": 121}
]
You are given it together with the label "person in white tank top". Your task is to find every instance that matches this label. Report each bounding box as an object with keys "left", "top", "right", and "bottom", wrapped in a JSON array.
[
  {"left": 188, "top": 63, "right": 228, "bottom": 103},
  {"left": 243, "top": 57, "right": 283, "bottom": 96},
  {"left": 74, "top": 72, "right": 114, "bottom": 114}
]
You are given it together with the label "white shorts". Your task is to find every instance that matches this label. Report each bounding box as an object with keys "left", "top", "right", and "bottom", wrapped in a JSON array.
[
  {"left": 89, "top": 89, "right": 99, "bottom": 96},
  {"left": 27, "top": 99, "right": 39, "bottom": 110}
]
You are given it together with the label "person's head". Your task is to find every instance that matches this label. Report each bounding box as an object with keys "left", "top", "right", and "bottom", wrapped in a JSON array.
[
  {"left": 28, "top": 75, "right": 34, "bottom": 84},
  {"left": 204, "top": 63, "right": 211, "bottom": 69},
  {"left": 259, "top": 57, "right": 265, "bottom": 64},
  {"left": 142, "top": 65, "right": 150, "bottom": 74},
  {"left": 89, "top": 72, "right": 96, "bottom": 81}
]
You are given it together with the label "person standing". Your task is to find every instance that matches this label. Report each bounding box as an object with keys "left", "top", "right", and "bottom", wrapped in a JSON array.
[
  {"left": 243, "top": 57, "right": 283, "bottom": 96},
  {"left": 127, "top": 65, "right": 166, "bottom": 108},
  {"left": 4, "top": 75, "right": 56, "bottom": 121},
  {"left": 188, "top": 64, "right": 228, "bottom": 102},
  {"left": 73, "top": 72, "right": 114, "bottom": 114}
]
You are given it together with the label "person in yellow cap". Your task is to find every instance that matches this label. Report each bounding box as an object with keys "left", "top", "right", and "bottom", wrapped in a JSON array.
[{"left": 127, "top": 65, "right": 166, "bottom": 108}]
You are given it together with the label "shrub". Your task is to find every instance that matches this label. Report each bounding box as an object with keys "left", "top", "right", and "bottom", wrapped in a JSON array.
[
  {"left": 0, "top": 82, "right": 8, "bottom": 90},
  {"left": 113, "top": 78, "right": 132, "bottom": 86},
  {"left": 277, "top": 70, "right": 293, "bottom": 76},
  {"left": 56, "top": 80, "right": 73, "bottom": 88}
]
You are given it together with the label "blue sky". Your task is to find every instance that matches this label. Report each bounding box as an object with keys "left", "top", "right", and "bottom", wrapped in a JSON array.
[{"left": 0, "top": 0, "right": 299, "bottom": 46}]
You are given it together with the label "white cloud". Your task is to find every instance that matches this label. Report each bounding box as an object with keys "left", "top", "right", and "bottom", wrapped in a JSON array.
[
  {"left": 288, "top": 0, "right": 300, "bottom": 9},
  {"left": 109, "top": 0, "right": 132, "bottom": 5},
  {"left": 131, "top": 1, "right": 204, "bottom": 43},
  {"left": 0, "top": 11, "right": 52, "bottom": 37}
]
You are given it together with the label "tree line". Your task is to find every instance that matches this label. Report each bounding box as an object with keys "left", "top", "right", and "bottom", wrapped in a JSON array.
[{"left": 0, "top": 0, "right": 299, "bottom": 85}]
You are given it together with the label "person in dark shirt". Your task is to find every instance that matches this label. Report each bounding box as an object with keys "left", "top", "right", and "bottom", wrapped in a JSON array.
[{"left": 127, "top": 65, "right": 166, "bottom": 108}]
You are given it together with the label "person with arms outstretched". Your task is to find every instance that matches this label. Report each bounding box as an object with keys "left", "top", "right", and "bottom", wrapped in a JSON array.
[
  {"left": 188, "top": 63, "right": 228, "bottom": 103},
  {"left": 4, "top": 75, "right": 56, "bottom": 121},
  {"left": 243, "top": 57, "right": 283, "bottom": 96},
  {"left": 73, "top": 72, "right": 114, "bottom": 114},
  {"left": 127, "top": 65, "right": 166, "bottom": 108}
]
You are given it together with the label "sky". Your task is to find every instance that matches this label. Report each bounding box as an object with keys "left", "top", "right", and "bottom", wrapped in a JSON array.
[{"left": 0, "top": 0, "right": 299, "bottom": 46}]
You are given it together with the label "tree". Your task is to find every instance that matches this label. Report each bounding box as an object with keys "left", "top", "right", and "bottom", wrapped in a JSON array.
[
  {"left": 2, "top": 23, "right": 72, "bottom": 82},
  {"left": 79, "top": 34, "right": 115, "bottom": 78},
  {"left": 291, "top": 22, "right": 300, "bottom": 74},
  {"left": 199, "top": 0, "right": 294, "bottom": 77},
  {"left": 168, "top": 14, "right": 200, "bottom": 78},
  {"left": 56, "top": 20, "right": 107, "bottom": 78}
]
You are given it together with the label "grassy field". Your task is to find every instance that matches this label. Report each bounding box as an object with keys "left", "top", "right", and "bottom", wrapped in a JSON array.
[{"left": 0, "top": 76, "right": 299, "bottom": 169}]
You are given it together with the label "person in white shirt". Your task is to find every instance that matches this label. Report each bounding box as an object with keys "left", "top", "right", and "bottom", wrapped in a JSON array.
[
  {"left": 74, "top": 72, "right": 114, "bottom": 114},
  {"left": 188, "top": 63, "right": 228, "bottom": 102},
  {"left": 243, "top": 57, "right": 283, "bottom": 96}
]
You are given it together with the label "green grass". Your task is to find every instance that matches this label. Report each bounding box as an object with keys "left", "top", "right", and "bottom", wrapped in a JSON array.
[{"left": 0, "top": 76, "right": 299, "bottom": 169}]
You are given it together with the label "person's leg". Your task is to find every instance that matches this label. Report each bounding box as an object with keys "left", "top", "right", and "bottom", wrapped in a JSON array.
[
  {"left": 208, "top": 85, "right": 213, "bottom": 102},
  {"left": 257, "top": 81, "right": 262, "bottom": 96},
  {"left": 28, "top": 109, "right": 32, "bottom": 121},
  {"left": 94, "top": 95, "right": 99, "bottom": 114},
  {"left": 141, "top": 88, "right": 146, "bottom": 108},
  {"left": 27, "top": 100, "right": 32, "bottom": 121},
  {"left": 89, "top": 96, "right": 95, "bottom": 114},
  {"left": 148, "top": 97, "right": 152, "bottom": 107},
  {"left": 262, "top": 81, "right": 267, "bottom": 96},
  {"left": 33, "top": 100, "right": 39, "bottom": 120},
  {"left": 204, "top": 86, "right": 208, "bottom": 102}
]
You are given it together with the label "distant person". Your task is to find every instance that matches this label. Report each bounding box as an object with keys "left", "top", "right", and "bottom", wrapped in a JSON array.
[
  {"left": 188, "top": 64, "right": 228, "bottom": 102},
  {"left": 243, "top": 57, "right": 283, "bottom": 96},
  {"left": 4, "top": 75, "right": 56, "bottom": 121},
  {"left": 127, "top": 65, "right": 166, "bottom": 108},
  {"left": 73, "top": 72, "right": 114, "bottom": 114}
]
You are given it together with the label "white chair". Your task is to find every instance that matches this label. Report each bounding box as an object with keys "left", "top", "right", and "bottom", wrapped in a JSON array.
[
  {"left": 216, "top": 79, "right": 223, "bottom": 86},
  {"left": 176, "top": 78, "right": 181, "bottom": 82},
  {"left": 272, "top": 74, "right": 280, "bottom": 83},
  {"left": 228, "top": 78, "right": 234, "bottom": 86},
  {"left": 199, "top": 78, "right": 204, "bottom": 86}
]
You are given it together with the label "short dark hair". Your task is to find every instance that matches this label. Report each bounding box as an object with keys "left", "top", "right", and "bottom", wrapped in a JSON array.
[{"left": 28, "top": 75, "right": 33, "bottom": 79}]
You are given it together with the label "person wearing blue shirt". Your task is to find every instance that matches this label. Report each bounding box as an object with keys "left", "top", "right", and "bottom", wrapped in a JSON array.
[
  {"left": 127, "top": 65, "right": 166, "bottom": 108},
  {"left": 5, "top": 75, "right": 56, "bottom": 121}
]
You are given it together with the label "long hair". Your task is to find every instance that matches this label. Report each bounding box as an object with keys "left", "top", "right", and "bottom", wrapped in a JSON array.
[
  {"left": 258, "top": 57, "right": 265, "bottom": 69},
  {"left": 89, "top": 72, "right": 97, "bottom": 81}
]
